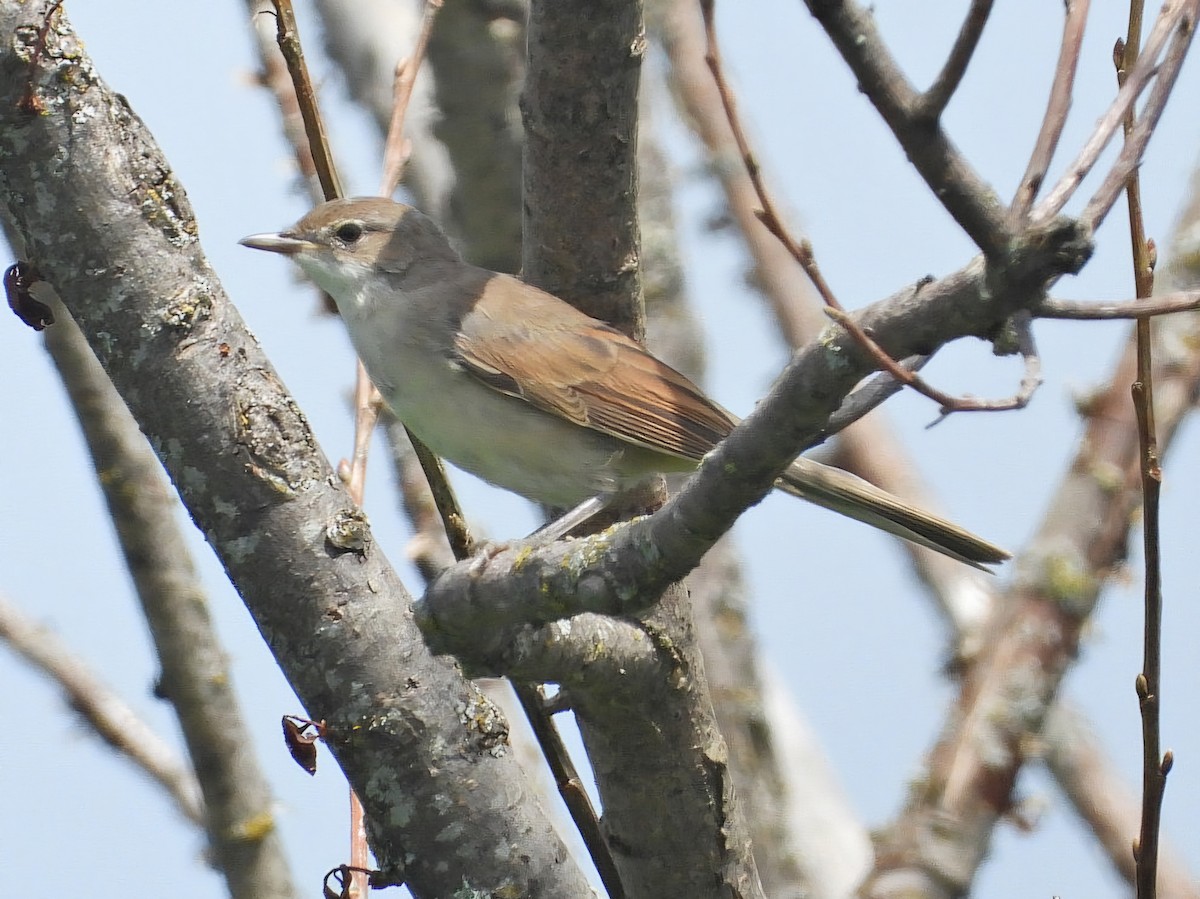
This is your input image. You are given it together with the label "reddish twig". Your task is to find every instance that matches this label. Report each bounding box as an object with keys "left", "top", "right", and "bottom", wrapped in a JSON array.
[
  {"left": 341, "top": 363, "right": 381, "bottom": 898},
  {"left": 702, "top": 1, "right": 1044, "bottom": 420},
  {"left": 379, "top": 0, "right": 443, "bottom": 197},
  {"left": 825, "top": 307, "right": 1041, "bottom": 421}
]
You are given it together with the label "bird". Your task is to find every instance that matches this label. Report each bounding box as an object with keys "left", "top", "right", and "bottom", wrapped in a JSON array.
[{"left": 241, "top": 197, "right": 1008, "bottom": 568}]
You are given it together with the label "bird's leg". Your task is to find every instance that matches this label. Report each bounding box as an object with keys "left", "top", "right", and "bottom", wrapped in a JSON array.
[{"left": 529, "top": 494, "right": 610, "bottom": 543}]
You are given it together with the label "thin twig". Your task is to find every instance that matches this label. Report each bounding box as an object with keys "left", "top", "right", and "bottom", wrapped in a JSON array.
[
  {"left": 702, "top": 2, "right": 1043, "bottom": 420},
  {"left": 0, "top": 591, "right": 205, "bottom": 826},
  {"left": 378, "top": 0, "right": 443, "bottom": 197},
  {"left": 1081, "top": 7, "right": 1198, "bottom": 232},
  {"left": 1009, "top": 0, "right": 1091, "bottom": 222},
  {"left": 342, "top": 362, "right": 380, "bottom": 898},
  {"left": 1032, "top": 0, "right": 1198, "bottom": 223},
  {"left": 248, "top": 0, "right": 322, "bottom": 202},
  {"left": 1118, "top": 7, "right": 1170, "bottom": 896},
  {"left": 824, "top": 306, "right": 1041, "bottom": 421},
  {"left": 512, "top": 685, "right": 626, "bottom": 899},
  {"left": 797, "top": 0, "right": 1012, "bottom": 256},
  {"left": 1043, "top": 703, "right": 1197, "bottom": 897},
  {"left": 1037, "top": 288, "right": 1200, "bottom": 318},
  {"left": 270, "top": 0, "right": 343, "bottom": 200},
  {"left": 917, "top": 0, "right": 995, "bottom": 120}
]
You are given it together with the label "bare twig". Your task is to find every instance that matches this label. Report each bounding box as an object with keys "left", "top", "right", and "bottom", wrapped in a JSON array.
[
  {"left": 1044, "top": 704, "right": 1197, "bottom": 897},
  {"left": 702, "top": 2, "right": 1044, "bottom": 419},
  {"left": 248, "top": 0, "right": 323, "bottom": 202},
  {"left": 0, "top": 591, "right": 204, "bottom": 826},
  {"left": 1081, "top": 7, "right": 1198, "bottom": 231},
  {"left": 1037, "top": 288, "right": 1200, "bottom": 318},
  {"left": 340, "top": 361, "right": 381, "bottom": 898},
  {"left": 796, "top": 0, "right": 1012, "bottom": 256},
  {"left": 405, "top": 434, "right": 476, "bottom": 560},
  {"left": 917, "top": 0, "right": 995, "bottom": 120},
  {"left": 825, "top": 306, "right": 1042, "bottom": 420},
  {"left": 378, "top": 0, "right": 443, "bottom": 198},
  {"left": 1032, "top": 0, "right": 1198, "bottom": 223},
  {"left": 1009, "top": 0, "right": 1091, "bottom": 222},
  {"left": 1118, "top": 9, "right": 1170, "bottom": 896},
  {"left": 269, "top": 0, "right": 343, "bottom": 200},
  {"left": 511, "top": 685, "right": 625, "bottom": 899}
]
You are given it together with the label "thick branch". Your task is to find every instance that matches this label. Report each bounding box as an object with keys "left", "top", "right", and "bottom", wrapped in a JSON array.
[
  {"left": 519, "top": 2, "right": 764, "bottom": 896},
  {"left": 41, "top": 297, "right": 296, "bottom": 899},
  {"left": 0, "top": 6, "right": 591, "bottom": 895}
]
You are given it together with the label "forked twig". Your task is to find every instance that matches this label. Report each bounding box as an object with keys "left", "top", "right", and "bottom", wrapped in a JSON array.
[
  {"left": 798, "top": 0, "right": 1012, "bottom": 256},
  {"left": 701, "top": 1, "right": 1044, "bottom": 420}
]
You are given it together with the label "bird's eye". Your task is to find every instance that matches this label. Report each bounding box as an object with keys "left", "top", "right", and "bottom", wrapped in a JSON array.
[{"left": 333, "top": 221, "right": 364, "bottom": 244}]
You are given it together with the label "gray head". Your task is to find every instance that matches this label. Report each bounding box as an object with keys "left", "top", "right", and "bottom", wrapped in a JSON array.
[{"left": 240, "top": 197, "right": 462, "bottom": 304}]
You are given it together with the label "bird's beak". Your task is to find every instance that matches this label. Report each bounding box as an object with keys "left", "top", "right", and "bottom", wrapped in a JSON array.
[{"left": 238, "top": 232, "right": 315, "bottom": 256}]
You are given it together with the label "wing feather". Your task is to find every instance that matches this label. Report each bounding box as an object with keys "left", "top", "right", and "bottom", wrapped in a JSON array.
[{"left": 453, "top": 278, "right": 733, "bottom": 462}]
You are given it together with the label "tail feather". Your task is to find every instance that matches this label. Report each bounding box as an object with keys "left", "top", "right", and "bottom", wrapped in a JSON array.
[{"left": 778, "top": 457, "right": 1010, "bottom": 570}]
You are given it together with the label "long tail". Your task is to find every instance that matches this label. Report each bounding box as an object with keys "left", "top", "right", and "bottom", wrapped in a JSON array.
[{"left": 778, "top": 457, "right": 1010, "bottom": 570}]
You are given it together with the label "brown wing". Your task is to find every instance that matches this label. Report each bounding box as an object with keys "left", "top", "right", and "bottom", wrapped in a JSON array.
[{"left": 454, "top": 276, "right": 734, "bottom": 462}]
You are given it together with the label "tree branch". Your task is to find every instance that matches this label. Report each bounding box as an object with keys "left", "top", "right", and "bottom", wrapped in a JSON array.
[
  {"left": 0, "top": 6, "right": 592, "bottom": 894},
  {"left": 0, "top": 591, "right": 204, "bottom": 827},
  {"left": 40, "top": 296, "right": 297, "bottom": 899},
  {"left": 800, "top": 0, "right": 1012, "bottom": 257}
]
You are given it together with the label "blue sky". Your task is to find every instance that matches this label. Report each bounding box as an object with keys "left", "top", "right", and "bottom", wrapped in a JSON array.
[{"left": 3, "top": 2, "right": 1200, "bottom": 897}]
